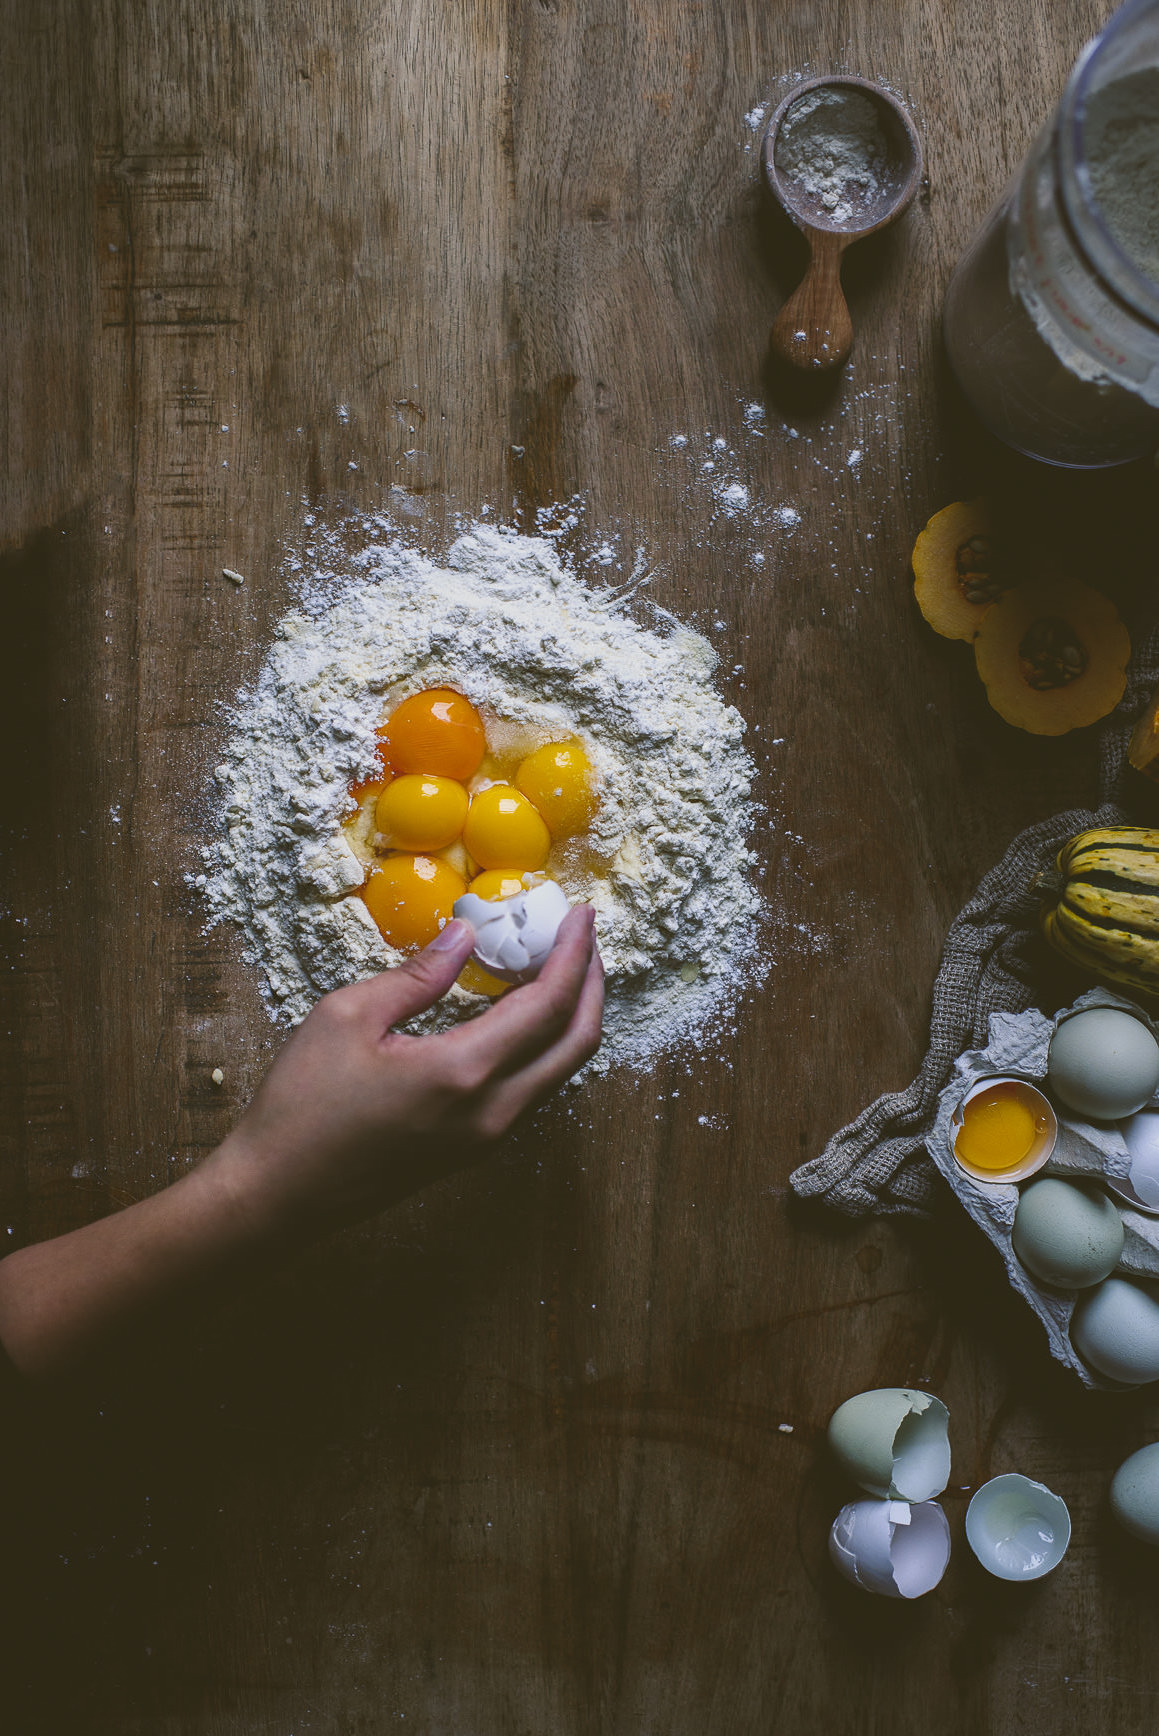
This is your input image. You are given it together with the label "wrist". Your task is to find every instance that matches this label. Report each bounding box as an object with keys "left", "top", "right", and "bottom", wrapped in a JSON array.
[{"left": 198, "top": 1124, "right": 326, "bottom": 1254}]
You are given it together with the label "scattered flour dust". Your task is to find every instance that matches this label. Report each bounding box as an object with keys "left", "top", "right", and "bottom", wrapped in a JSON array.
[{"left": 202, "top": 517, "right": 764, "bottom": 1073}]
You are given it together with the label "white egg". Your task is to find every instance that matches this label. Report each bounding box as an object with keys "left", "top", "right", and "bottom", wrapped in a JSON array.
[
  {"left": 1121, "top": 1111, "right": 1159, "bottom": 1211},
  {"left": 1011, "top": 1178, "right": 1124, "bottom": 1289},
  {"left": 1070, "top": 1276, "right": 1159, "bottom": 1384},
  {"left": 829, "top": 1498, "right": 950, "bottom": 1598},
  {"left": 1110, "top": 1442, "right": 1159, "bottom": 1544},
  {"left": 1047, "top": 1008, "right": 1159, "bottom": 1121},
  {"left": 964, "top": 1474, "right": 1070, "bottom": 1580},
  {"left": 453, "top": 881, "right": 571, "bottom": 984},
  {"left": 827, "top": 1388, "right": 951, "bottom": 1501}
]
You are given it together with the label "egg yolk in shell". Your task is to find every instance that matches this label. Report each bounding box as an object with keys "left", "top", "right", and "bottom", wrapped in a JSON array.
[
  {"left": 458, "top": 869, "right": 551, "bottom": 997},
  {"left": 362, "top": 854, "right": 467, "bottom": 950},
  {"left": 514, "top": 740, "right": 596, "bottom": 838},
  {"left": 463, "top": 785, "right": 551, "bottom": 871},
  {"left": 380, "top": 688, "right": 486, "bottom": 781},
  {"left": 468, "top": 868, "right": 535, "bottom": 901},
  {"left": 375, "top": 774, "right": 468, "bottom": 852},
  {"left": 954, "top": 1082, "right": 1049, "bottom": 1174}
]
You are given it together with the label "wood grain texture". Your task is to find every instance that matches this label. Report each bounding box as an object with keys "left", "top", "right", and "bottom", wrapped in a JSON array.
[{"left": 3, "top": 1, "right": 1159, "bottom": 1732}]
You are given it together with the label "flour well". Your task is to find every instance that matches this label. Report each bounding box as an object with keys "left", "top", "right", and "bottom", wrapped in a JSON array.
[{"left": 202, "top": 519, "right": 763, "bottom": 1073}]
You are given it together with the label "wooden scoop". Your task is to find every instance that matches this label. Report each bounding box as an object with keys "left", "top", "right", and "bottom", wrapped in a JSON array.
[{"left": 762, "top": 76, "right": 923, "bottom": 372}]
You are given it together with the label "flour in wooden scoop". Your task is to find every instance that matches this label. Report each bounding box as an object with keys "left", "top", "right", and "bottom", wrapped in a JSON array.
[{"left": 201, "top": 519, "right": 762, "bottom": 1073}]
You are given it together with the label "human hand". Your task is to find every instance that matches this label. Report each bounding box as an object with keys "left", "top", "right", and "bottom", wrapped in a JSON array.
[
  {"left": 208, "top": 906, "right": 603, "bottom": 1244},
  {"left": 0, "top": 914, "right": 600, "bottom": 1381}
]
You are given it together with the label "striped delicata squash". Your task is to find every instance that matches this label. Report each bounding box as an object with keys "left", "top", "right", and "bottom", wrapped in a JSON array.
[{"left": 1039, "top": 828, "right": 1159, "bottom": 997}]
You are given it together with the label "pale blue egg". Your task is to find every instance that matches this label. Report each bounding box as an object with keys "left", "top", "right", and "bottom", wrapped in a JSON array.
[{"left": 1048, "top": 1009, "right": 1159, "bottom": 1121}]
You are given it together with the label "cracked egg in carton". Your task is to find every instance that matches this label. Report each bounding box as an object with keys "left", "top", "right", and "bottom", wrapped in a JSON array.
[{"left": 929, "top": 989, "right": 1159, "bottom": 1390}]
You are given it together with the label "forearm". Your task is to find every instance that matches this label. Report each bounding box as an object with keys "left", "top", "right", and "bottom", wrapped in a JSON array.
[
  {"left": 0, "top": 912, "right": 601, "bottom": 1383},
  {"left": 0, "top": 1146, "right": 272, "bottom": 1382}
]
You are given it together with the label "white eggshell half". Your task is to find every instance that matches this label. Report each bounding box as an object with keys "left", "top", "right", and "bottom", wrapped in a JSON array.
[
  {"left": 1071, "top": 1277, "right": 1159, "bottom": 1385},
  {"left": 827, "top": 1388, "right": 951, "bottom": 1501},
  {"left": 1047, "top": 1008, "right": 1159, "bottom": 1121},
  {"left": 453, "top": 881, "right": 571, "bottom": 984},
  {"left": 1011, "top": 1178, "right": 1124, "bottom": 1289},
  {"left": 965, "top": 1474, "right": 1070, "bottom": 1580},
  {"left": 829, "top": 1499, "right": 950, "bottom": 1599},
  {"left": 1110, "top": 1442, "right": 1159, "bottom": 1544},
  {"left": 1121, "top": 1111, "right": 1159, "bottom": 1212}
]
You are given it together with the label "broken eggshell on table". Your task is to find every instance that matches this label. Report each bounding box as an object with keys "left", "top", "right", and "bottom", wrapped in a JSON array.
[
  {"left": 829, "top": 1497, "right": 951, "bottom": 1599},
  {"left": 825, "top": 1389, "right": 1070, "bottom": 1592},
  {"left": 828, "top": 1387, "right": 951, "bottom": 1499},
  {"left": 453, "top": 879, "right": 571, "bottom": 984},
  {"left": 965, "top": 1474, "right": 1071, "bottom": 1581},
  {"left": 928, "top": 988, "right": 1159, "bottom": 1389},
  {"left": 826, "top": 1389, "right": 953, "bottom": 1598}
]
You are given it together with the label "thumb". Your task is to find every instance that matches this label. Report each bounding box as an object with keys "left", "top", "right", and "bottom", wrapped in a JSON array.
[{"left": 372, "top": 919, "right": 477, "bottom": 1027}]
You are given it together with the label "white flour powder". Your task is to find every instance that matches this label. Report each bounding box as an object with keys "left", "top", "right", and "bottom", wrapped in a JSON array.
[
  {"left": 202, "top": 519, "right": 762, "bottom": 1073},
  {"left": 773, "top": 87, "right": 890, "bottom": 224}
]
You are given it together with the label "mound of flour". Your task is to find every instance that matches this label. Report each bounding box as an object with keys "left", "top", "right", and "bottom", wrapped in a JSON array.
[{"left": 202, "top": 520, "right": 762, "bottom": 1072}]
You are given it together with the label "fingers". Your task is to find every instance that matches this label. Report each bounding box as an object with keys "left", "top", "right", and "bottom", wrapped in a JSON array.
[
  {"left": 481, "top": 941, "right": 605, "bottom": 1130},
  {"left": 360, "top": 920, "right": 477, "bottom": 1029},
  {"left": 444, "top": 905, "right": 597, "bottom": 1076}
]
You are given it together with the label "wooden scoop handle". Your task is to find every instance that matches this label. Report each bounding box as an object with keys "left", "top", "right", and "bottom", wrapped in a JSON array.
[{"left": 769, "top": 229, "right": 853, "bottom": 372}]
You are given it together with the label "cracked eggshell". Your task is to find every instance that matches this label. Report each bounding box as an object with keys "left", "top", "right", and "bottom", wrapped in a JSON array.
[
  {"left": 965, "top": 1474, "right": 1070, "bottom": 1580},
  {"left": 827, "top": 1388, "right": 951, "bottom": 1501},
  {"left": 829, "top": 1499, "right": 951, "bottom": 1599},
  {"left": 453, "top": 880, "right": 571, "bottom": 984}
]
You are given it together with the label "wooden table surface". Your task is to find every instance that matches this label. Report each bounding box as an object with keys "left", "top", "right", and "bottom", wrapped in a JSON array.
[{"left": 5, "top": 2, "right": 1159, "bottom": 1731}]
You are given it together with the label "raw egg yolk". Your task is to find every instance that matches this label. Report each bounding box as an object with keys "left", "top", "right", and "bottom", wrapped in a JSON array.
[
  {"left": 468, "top": 868, "right": 535, "bottom": 901},
  {"left": 380, "top": 688, "right": 486, "bottom": 781},
  {"left": 515, "top": 740, "right": 596, "bottom": 838},
  {"left": 955, "top": 1083, "right": 1047, "bottom": 1173},
  {"left": 350, "top": 772, "right": 387, "bottom": 806},
  {"left": 362, "top": 854, "right": 467, "bottom": 950},
  {"left": 463, "top": 785, "right": 551, "bottom": 871},
  {"left": 375, "top": 775, "right": 468, "bottom": 852},
  {"left": 458, "top": 959, "right": 510, "bottom": 998}
]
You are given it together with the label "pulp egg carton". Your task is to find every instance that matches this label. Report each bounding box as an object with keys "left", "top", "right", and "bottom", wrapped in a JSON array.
[{"left": 928, "top": 988, "right": 1159, "bottom": 1390}]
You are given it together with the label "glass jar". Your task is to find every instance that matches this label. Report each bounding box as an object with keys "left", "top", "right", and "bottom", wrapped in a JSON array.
[{"left": 943, "top": 0, "right": 1159, "bottom": 468}]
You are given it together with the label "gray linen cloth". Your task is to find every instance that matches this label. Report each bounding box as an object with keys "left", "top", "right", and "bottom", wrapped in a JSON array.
[{"left": 789, "top": 627, "right": 1159, "bottom": 1218}]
